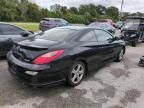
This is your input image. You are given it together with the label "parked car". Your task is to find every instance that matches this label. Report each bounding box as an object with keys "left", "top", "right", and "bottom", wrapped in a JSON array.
[
  {"left": 88, "top": 22, "right": 116, "bottom": 34},
  {"left": 121, "top": 16, "right": 144, "bottom": 47},
  {"left": 0, "top": 22, "right": 32, "bottom": 57},
  {"left": 116, "top": 21, "right": 124, "bottom": 29},
  {"left": 7, "top": 26, "right": 125, "bottom": 87},
  {"left": 39, "top": 18, "right": 70, "bottom": 31},
  {"left": 85, "top": 18, "right": 97, "bottom": 25},
  {"left": 97, "top": 19, "right": 116, "bottom": 27},
  {"left": 139, "top": 56, "right": 144, "bottom": 67}
]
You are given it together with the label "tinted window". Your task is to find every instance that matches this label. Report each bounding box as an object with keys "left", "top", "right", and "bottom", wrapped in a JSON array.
[
  {"left": 54, "top": 20, "right": 62, "bottom": 24},
  {"left": 61, "top": 19, "right": 68, "bottom": 25},
  {"left": 89, "top": 22, "right": 113, "bottom": 29},
  {"left": 38, "top": 28, "right": 77, "bottom": 41},
  {"left": 80, "top": 31, "right": 97, "bottom": 41},
  {"left": 94, "top": 30, "right": 113, "bottom": 42},
  {"left": 0, "top": 24, "right": 24, "bottom": 35}
]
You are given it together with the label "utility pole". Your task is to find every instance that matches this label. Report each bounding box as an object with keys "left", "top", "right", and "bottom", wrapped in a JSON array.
[{"left": 120, "top": 0, "right": 124, "bottom": 20}]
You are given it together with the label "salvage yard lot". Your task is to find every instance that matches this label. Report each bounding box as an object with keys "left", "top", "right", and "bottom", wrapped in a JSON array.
[{"left": 0, "top": 39, "right": 144, "bottom": 107}]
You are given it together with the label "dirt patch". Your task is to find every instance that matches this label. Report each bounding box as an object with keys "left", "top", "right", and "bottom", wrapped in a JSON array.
[
  {"left": 110, "top": 68, "right": 129, "bottom": 78},
  {"left": 120, "top": 89, "right": 141, "bottom": 105},
  {"left": 109, "top": 105, "right": 124, "bottom": 108}
]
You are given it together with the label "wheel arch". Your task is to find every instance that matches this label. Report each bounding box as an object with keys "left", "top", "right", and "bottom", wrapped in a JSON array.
[
  {"left": 75, "top": 58, "right": 88, "bottom": 75},
  {"left": 123, "top": 46, "right": 126, "bottom": 54}
]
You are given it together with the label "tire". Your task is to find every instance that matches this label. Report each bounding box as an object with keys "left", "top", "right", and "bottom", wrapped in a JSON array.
[
  {"left": 131, "top": 40, "right": 137, "bottom": 47},
  {"left": 142, "top": 36, "right": 144, "bottom": 43},
  {"left": 67, "top": 61, "right": 86, "bottom": 86},
  {"left": 116, "top": 48, "right": 124, "bottom": 62}
]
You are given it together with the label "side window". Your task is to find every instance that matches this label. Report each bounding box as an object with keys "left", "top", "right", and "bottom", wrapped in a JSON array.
[
  {"left": 0, "top": 24, "right": 24, "bottom": 35},
  {"left": 61, "top": 19, "right": 68, "bottom": 25},
  {"left": 94, "top": 30, "right": 113, "bottom": 42},
  {"left": 55, "top": 20, "right": 62, "bottom": 25},
  {"left": 0, "top": 26, "right": 2, "bottom": 35},
  {"left": 50, "top": 20, "right": 55, "bottom": 25},
  {"left": 80, "top": 31, "right": 97, "bottom": 42}
]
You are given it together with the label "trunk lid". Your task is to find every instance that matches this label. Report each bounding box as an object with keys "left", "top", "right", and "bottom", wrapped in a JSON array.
[{"left": 12, "top": 39, "right": 58, "bottom": 63}]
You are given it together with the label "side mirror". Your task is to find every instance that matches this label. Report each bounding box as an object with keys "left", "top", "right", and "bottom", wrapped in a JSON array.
[
  {"left": 29, "top": 31, "right": 34, "bottom": 34},
  {"left": 20, "top": 31, "right": 31, "bottom": 37}
]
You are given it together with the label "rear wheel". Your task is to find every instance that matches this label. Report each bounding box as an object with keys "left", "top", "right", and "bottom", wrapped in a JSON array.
[
  {"left": 131, "top": 39, "right": 137, "bottom": 47},
  {"left": 67, "top": 61, "right": 86, "bottom": 86},
  {"left": 142, "top": 35, "right": 144, "bottom": 43},
  {"left": 116, "top": 48, "right": 124, "bottom": 62}
]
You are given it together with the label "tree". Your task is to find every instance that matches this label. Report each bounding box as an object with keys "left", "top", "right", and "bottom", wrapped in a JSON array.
[
  {"left": 106, "top": 6, "right": 119, "bottom": 21},
  {"left": 96, "top": 5, "right": 106, "bottom": 15},
  {"left": 40, "top": 8, "right": 49, "bottom": 18},
  {"left": 50, "top": 4, "right": 61, "bottom": 13},
  {"left": 0, "top": 1, "right": 122, "bottom": 23},
  {"left": 26, "top": 3, "right": 41, "bottom": 22},
  {"left": 69, "top": 7, "right": 79, "bottom": 14},
  {"left": 60, "top": 6, "right": 67, "bottom": 14}
]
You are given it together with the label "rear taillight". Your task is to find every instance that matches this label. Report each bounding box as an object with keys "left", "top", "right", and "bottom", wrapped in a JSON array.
[{"left": 33, "top": 50, "right": 64, "bottom": 65}]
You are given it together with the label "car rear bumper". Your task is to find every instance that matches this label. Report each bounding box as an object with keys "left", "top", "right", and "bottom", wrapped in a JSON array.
[
  {"left": 7, "top": 52, "right": 67, "bottom": 87},
  {"left": 8, "top": 67, "right": 65, "bottom": 87}
]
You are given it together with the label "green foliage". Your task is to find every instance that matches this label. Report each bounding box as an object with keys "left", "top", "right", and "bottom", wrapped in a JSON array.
[
  {"left": 0, "top": 0, "right": 120, "bottom": 23},
  {"left": 106, "top": 6, "right": 119, "bottom": 21},
  {"left": 63, "top": 14, "right": 86, "bottom": 24}
]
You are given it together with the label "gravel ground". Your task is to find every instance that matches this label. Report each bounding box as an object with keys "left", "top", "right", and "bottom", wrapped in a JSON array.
[{"left": 0, "top": 31, "right": 144, "bottom": 108}]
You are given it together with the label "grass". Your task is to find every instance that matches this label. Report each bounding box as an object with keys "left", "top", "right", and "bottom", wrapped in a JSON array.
[{"left": 12, "top": 22, "right": 39, "bottom": 32}]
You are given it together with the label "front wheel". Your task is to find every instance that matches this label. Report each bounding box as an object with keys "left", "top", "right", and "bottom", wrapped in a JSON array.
[
  {"left": 67, "top": 61, "right": 86, "bottom": 86},
  {"left": 116, "top": 48, "right": 124, "bottom": 62}
]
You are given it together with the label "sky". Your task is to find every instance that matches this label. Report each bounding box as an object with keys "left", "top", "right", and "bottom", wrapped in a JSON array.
[{"left": 33, "top": 0, "right": 144, "bottom": 13}]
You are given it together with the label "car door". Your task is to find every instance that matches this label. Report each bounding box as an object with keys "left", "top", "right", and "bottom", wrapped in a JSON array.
[
  {"left": 0, "top": 24, "right": 28, "bottom": 55},
  {"left": 79, "top": 31, "right": 105, "bottom": 71},
  {"left": 94, "top": 29, "right": 119, "bottom": 62}
]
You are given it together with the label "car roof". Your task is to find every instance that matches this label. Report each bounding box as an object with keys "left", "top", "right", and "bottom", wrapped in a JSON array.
[
  {"left": 41, "top": 18, "right": 64, "bottom": 20},
  {"left": 57, "top": 26, "right": 95, "bottom": 31},
  {"left": 126, "top": 16, "right": 144, "bottom": 19},
  {"left": 90, "top": 22, "right": 110, "bottom": 24},
  {"left": 56, "top": 26, "right": 112, "bottom": 34},
  {"left": 0, "top": 22, "right": 27, "bottom": 31}
]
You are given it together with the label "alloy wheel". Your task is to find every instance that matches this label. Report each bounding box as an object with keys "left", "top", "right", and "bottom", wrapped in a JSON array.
[{"left": 71, "top": 64, "right": 85, "bottom": 84}]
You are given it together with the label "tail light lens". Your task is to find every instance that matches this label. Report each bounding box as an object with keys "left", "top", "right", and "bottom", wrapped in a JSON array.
[{"left": 33, "top": 50, "right": 64, "bottom": 65}]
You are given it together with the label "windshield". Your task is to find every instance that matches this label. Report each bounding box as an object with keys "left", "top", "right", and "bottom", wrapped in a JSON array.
[
  {"left": 38, "top": 28, "right": 77, "bottom": 41},
  {"left": 124, "top": 19, "right": 140, "bottom": 28},
  {"left": 89, "top": 22, "right": 113, "bottom": 29}
]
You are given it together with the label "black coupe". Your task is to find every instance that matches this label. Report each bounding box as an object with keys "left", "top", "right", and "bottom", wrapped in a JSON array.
[{"left": 7, "top": 26, "right": 126, "bottom": 87}]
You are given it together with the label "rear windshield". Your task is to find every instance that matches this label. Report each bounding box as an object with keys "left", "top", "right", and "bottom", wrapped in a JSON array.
[
  {"left": 38, "top": 28, "right": 77, "bottom": 41},
  {"left": 89, "top": 22, "right": 112, "bottom": 29}
]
